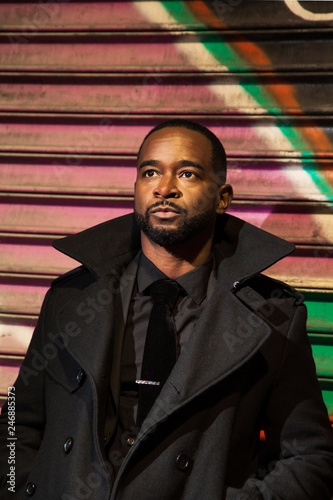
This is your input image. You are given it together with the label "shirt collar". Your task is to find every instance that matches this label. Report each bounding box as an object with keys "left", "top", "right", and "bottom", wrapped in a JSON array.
[
  {"left": 137, "top": 252, "right": 167, "bottom": 294},
  {"left": 137, "top": 251, "right": 214, "bottom": 305}
]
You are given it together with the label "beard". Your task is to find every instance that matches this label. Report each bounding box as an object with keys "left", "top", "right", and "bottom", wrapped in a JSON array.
[{"left": 134, "top": 201, "right": 216, "bottom": 246}]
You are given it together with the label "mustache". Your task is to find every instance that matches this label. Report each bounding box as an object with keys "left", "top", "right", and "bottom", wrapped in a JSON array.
[{"left": 146, "top": 201, "right": 187, "bottom": 216}]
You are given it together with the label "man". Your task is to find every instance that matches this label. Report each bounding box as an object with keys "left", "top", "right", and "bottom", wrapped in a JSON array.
[{"left": 0, "top": 119, "right": 333, "bottom": 499}]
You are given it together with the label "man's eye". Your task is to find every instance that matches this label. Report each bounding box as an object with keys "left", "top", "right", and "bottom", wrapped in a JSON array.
[
  {"left": 143, "top": 170, "right": 158, "bottom": 178},
  {"left": 180, "top": 171, "right": 197, "bottom": 179}
]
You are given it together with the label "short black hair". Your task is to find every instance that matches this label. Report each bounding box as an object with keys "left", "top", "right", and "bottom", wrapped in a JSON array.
[{"left": 137, "top": 119, "right": 227, "bottom": 184}]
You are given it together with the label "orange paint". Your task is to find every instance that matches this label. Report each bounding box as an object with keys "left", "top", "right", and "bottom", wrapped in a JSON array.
[
  {"left": 302, "top": 126, "right": 333, "bottom": 154},
  {"left": 187, "top": 1, "right": 227, "bottom": 29},
  {"left": 265, "top": 83, "right": 300, "bottom": 112}
]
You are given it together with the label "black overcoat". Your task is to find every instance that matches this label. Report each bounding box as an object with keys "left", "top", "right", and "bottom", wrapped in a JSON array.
[{"left": 1, "top": 213, "right": 333, "bottom": 499}]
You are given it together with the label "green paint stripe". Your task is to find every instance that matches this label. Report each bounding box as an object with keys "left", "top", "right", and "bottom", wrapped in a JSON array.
[
  {"left": 319, "top": 379, "right": 333, "bottom": 416},
  {"left": 305, "top": 294, "right": 333, "bottom": 332},
  {"left": 309, "top": 334, "right": 333, "bottom": 379},
  {"left": 161, "top": 1, "right": 200, "bottom": 28},
  {"left": 202, "top": 36, "right": 248, "bottom": 70},
  {"left": 306, "top": 166, "right": 333, "bottom": 198},
  {"left": 321, "top": 389, "right": 333, "bottom": 416},
  {"left": 311, "top": 345, "right": 333, "bottom": 378},
  {"left": 300, "top": 162, "right": 333, "bottom": 198}
]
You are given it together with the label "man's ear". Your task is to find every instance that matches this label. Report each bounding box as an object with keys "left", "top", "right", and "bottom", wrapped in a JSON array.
[{"left": 216, "top": 184, "right": 233, "bottom": 214}]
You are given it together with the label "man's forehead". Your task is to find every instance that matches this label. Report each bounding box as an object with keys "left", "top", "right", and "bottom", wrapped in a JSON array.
[
  {"left": 145, "top": 126, "right": 208, "bottom": 141},
  {"left": 139, "top": 126, "right": 212, "bottom": 157}
]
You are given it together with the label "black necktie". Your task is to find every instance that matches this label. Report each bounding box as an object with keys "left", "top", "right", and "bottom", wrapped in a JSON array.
[{"left": 136, "top": 279, "right": 182, "bottom": 427}]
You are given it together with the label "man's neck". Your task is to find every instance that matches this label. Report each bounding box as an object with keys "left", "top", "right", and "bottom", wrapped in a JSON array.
[{"left": 140, "top": 232, "right": 214, "bottom": 279}]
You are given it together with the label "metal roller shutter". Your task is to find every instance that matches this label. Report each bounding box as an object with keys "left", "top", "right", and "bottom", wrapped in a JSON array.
[{"left": 0, "top": 1, "right": 332, "bottom": 422}]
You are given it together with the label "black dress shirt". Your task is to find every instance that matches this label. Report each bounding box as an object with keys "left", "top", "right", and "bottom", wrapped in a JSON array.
[
  {"left": 106, "top": 251, "right": 216, "bottom": 475},
  {"left": 121, "top": 251, "right": 215, "bottom": 390}
]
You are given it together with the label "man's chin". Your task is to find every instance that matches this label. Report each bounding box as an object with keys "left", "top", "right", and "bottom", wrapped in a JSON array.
[
  {"left": 149, "top": 219, "right": 181, "bottom": 230},
  {"left": 134, "top": 208, "right": 216, "bottom": 246},
  {"left": 141, "top": 226, "right": 187, "bottom": 246}
]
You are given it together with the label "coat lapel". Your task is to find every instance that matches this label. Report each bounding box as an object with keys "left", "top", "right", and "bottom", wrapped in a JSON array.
[
  {"left": 51, "top": 277, "right": 117, "bottom": 385},
  {"left": 51, "top": 214, "right": 141, "bottom": 386},
  {"left": 139, "top": 285, "right": 271, "bottom": 434}
]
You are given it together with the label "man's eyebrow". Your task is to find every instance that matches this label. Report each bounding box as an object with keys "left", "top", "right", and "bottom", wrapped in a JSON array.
[
  {"left": 138, "top": 159, "right": 160, "bottom": 170},
  {"left": 178, "top": 160, "right": 205, "bottom": 170},
  {"left": 138, "top": 159, "right": 205, "bottom": 170}
]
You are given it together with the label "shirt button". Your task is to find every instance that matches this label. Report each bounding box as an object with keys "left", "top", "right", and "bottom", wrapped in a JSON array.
[
  {"left": 126, "top": 436, "right": 135, "bottom": 447},
  {"left": 76, "top": 368, "right": 85, "bottom": 386},
  {"left": 176, "top": 454, "right": 190, "bottom": 472},
  {"left": 26, "top": 482, "right": 36, "bottom": 496},
  {"left": 63, "top": 437, "right": 74, "bottom": 454}
]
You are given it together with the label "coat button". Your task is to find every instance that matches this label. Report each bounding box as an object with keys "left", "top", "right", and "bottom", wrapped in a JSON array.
[
  {"left": 126, "top": 436, "right": 135, "bottom": 447},
  {"left": 76, "top": 368, "right": 85, "bottom": 386},
  {"left": 64, "top": 437, "right": 74, "bottom": 454},
  {"left": 26, "top": 482, "right": 36, "bottom": 496},
  {"left": 176, "top": 454, "right": 190, "bottom": 472}
]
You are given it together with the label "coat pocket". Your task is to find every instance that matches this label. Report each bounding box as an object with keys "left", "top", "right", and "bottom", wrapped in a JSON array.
[{"left": 44, "top": 344, "right": 85, "bottom": 394}]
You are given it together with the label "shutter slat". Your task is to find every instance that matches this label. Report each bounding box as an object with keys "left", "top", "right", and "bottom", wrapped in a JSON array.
[
  {"left": 0, "top": 73, "right": 332, "bottom": 115},
  {"left": 1, "top": 33, "right": 333, "bottom": 73},
  {"left": 1, "top": 1, "right": 333, "bottom": 31},
  {"left": 1, "top": 116, "right": 333, "bottom": 157}
]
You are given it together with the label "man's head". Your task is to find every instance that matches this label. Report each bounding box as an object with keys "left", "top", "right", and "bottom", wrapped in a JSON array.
[
  {"left": 137, "top": 119, "right": 227, "bottom": 185},
  {"left": 134, "top": 119, "right": 233, "bottom": 248}
]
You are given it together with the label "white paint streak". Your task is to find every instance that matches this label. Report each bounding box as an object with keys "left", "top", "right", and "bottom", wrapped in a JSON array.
[
  {"left": 174, "top": 36, "right": 230, "bottom": 71},
  {"left": 284, "top": 165, "right": 327, "bottom": 201},
  {"left": 133, "top": 1, "right": 178, "bottom": 27},
  {"left": 208, "top": 82, "right": 267, "bottom": 114},
  {"left": 256, "top": 125, "right": 295, "bottom": 153},
  {"left": 284, "top": 0, "right": 333, "bottom": 21}
]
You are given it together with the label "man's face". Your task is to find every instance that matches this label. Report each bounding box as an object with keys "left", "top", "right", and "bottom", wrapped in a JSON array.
[{"left": 134, "top": 127, "right": 228, "bottom": 246}]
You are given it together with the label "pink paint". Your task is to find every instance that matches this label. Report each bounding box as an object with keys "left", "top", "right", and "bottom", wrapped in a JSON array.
[{"left": 3, "top": 119, "right": 332, "bottom": 156}]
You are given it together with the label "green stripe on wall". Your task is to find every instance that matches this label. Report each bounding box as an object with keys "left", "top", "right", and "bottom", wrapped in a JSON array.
[
  {"left": 304, "top": 291, "right": 333, "bottom": 333},
  {"left": 320, "top": 380, "right": 333, "bottom": 417},
  {"left": 310, "top": 334, "right": 333, "bottom": 379}
]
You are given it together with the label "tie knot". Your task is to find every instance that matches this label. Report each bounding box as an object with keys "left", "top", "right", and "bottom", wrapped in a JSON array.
[{"left": 149, "top": 279, "right": 183, "bottom": 310}]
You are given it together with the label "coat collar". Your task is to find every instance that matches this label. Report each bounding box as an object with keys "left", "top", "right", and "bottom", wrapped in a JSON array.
[{"left": 53, "top": 212, "right": 294, "bottom": 287}]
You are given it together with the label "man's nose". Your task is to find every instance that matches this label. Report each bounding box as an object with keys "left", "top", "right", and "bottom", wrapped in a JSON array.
[{"left": 153, "top": 175, "right": 181, "bottom": 198}]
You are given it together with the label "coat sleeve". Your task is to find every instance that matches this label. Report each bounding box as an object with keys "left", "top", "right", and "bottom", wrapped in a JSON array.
[
  {"left": 227, "top": 302, "right": 333, "bottom": 500},
  {"left": 0, "top": 289, "right": 53, "bottom": 499}
]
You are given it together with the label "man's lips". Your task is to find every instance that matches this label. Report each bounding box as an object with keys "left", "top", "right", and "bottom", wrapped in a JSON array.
[
  {"left": 149, "top": 207, "right": 180, "bottom": 219},
  {"left": 150, "top": 207, "right": 179, "bottom": 214},
  {"left": 147, "top": 205, "right": 183, "bottom": 220}
]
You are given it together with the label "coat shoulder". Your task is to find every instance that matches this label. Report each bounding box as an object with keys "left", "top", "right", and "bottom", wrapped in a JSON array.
[
  {"left": 51, "top": 265, "right": 97, "bottom": 291},
  {"left": 233, "top": 274, "right": 306, "bottom": 334},
  {"left": 245, "top": 274, "right": 304, "bottom": 306}
]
